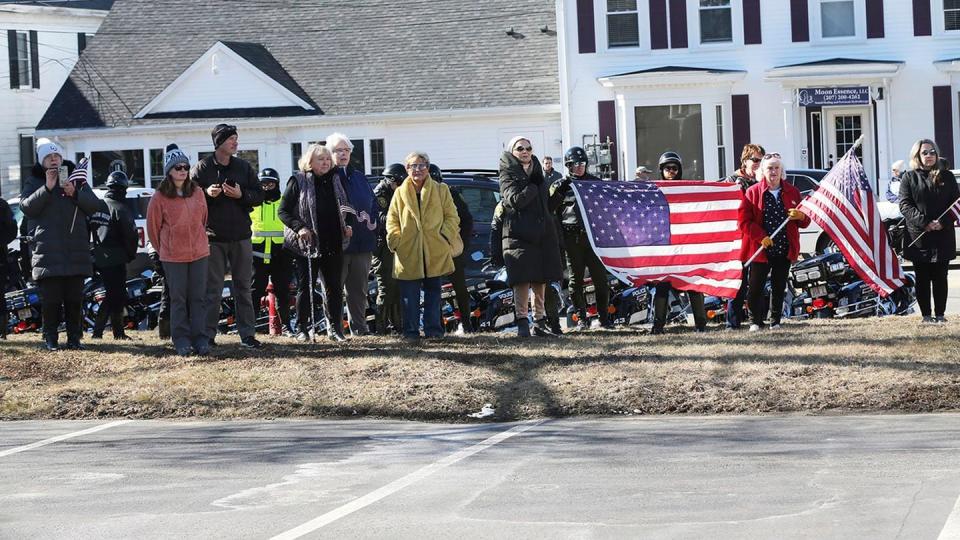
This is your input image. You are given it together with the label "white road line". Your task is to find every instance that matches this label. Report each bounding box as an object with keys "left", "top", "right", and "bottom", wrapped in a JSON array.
[
  {"left": 939, "top": 491, "right": 960, "bottom": 540},
  {"left": 269, "top": 420, "right": 544, "bottom": 540},
  {"left": 0, "top": 420, "right": 132, "bottom": 458}
]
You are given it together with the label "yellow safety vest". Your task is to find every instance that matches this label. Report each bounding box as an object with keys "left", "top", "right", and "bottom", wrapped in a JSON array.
[{"left": 250, "top": 200, "right": 284, "bottom": 262}]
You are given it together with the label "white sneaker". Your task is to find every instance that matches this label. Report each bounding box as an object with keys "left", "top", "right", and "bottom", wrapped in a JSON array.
[
  {"left": 749, "top": 324, "right": 761, "bottom": 332},
  {"left": 770, "top": 323, "right": 781, "bottom": 330}
]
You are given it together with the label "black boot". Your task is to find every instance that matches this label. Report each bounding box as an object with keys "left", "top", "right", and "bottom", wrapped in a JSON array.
[
  {"left": 92, "top": 309, "right": 109, "bottom": 339},
  {"left": 158, "top": 317, "right": 171, "bottom": 340},
  {"left": 516, "top": 316, "right": 531, "bottom": 338},
  {"left": 548, "top": 317, "right": 563, "bottom": 335},
  {"left": 533, "top": 318, "right": 558, "bottom": 338}
]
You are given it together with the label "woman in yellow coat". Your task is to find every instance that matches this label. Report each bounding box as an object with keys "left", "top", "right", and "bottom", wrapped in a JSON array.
[{"left": 386, "top": 151, "right": 462, "bottom": 339}]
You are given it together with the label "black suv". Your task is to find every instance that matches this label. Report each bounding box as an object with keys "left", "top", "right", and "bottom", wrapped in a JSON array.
[{"left": 369, "top": 169, "right": 501, "bottom": 280}]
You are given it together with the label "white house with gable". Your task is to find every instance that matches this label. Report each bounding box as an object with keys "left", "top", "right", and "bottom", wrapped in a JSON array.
[
  {"left": 557, "top": 0, "right": 960, "bottom": 188},
  {"left": 0, "top": 0, "right": 113, "bottom": 198}
]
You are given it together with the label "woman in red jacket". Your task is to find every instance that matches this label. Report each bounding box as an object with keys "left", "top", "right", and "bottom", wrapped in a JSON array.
[
  {"left": 147, "top": 144, "right": 210, "bottom": 355},
  {"left": 738, "top": 153, "right": 810, "bottom": 331}
]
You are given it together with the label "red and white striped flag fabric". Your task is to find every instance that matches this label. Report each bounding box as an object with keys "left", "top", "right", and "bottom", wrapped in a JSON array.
[
  {"left": 570, "top": 180, "right": 743, "bottom": 298},
  {"left": 949, "top": 197, "right": 960, "bottom": 224},
  {"left": 797, "top": 148, "right": 904, "bottom": 297},
  {"left": 69, "top": 157, "right": 89, "bottom": 186}
]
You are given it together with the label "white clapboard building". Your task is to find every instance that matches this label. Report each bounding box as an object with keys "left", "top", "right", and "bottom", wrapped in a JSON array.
[
  {"left": 32, "top": 0, "right": 561, "bottom": 191},
  {"left": 556, "top": 0, "right": 960, "bottom": 188}
]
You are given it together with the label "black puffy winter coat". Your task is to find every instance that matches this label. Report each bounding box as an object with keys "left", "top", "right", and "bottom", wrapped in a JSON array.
[
  {"left": 498, "top": 152, "right": 563, "bottom": 286},
  {"left": 20, "top": 162, "right": 107, "bottom": 280},
  {"left": 899, "top": 168, "right": 959, "bottom": 263}
]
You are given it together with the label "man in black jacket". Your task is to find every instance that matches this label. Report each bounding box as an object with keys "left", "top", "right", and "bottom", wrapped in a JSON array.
[
  {"left": 191, "top": 124, "right": 264, "bottom": 349},
  {"left": 372, "top": 163, "right": 404, "bottom": 334},
  {"left": 90, "top": 171, "right": 138, "bottom": 340},
  {"left": 548, "top": 146, "right": 612, "bottom": 331},
  {"left": 0, "top": 195, "right": 17, "bottom": 339}
]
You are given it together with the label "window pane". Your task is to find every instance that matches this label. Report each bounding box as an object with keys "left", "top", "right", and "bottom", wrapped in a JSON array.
[
  {"left": 90, "top": 150, "right": 146, "bottom": 187},
  {"left": 16, "top": 33, "right": 31, "bottom": 87},
  {"left": 236, "top": 150, "right": 259, "bottom": 173},
  {"left": 608, "top": 0, "right": 637, "bottom": 12},
  {"left": 290, "top": 143, "right": 302, "bottom": 175},
  {"left": 634, "top": 105, "right": 705, "bottom": 180},
  {"left": 946, "top": 0, "right": 960, "bottom": 31},
  {"left": 370, "top": 139, "right": 385, "bottom": 176},
  {"left": 149, "top": 148, "right": 164, "bottom": 182},
  {"left": 608, "top": 13, "right": 640, "bottom": 47},
  {"left": 701, "top": 8, "right": 733, "bottom": 42},
  {"left": 349, "top": 139, "right": 365, "bottom": 172},
  {"left": 821, "top": 1, "right": 855, "bottom": 38},
  {"left": 458, "top": 186, "right": 499, "bottom": 227}
]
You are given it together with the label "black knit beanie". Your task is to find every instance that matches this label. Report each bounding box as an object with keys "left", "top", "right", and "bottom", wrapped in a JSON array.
[{"left": 211, "top": 124, "right": 238, "bottom": 149}]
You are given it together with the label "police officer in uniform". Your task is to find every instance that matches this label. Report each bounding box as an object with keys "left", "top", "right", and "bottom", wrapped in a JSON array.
[
  {"left": 250, "top": 167, "right": 292, "bottom": 334},
  {"left": 91, "top": 171, "right": 138, "bottom": 340},
  {"left": 651, "top": 151, "right": 707, "bottom": 334},
  {"left": 372, "top": 163, "right": 404, "bottom": 334},
  {"left": 548, "top": 146, "right": 612, "bottom": 330}
]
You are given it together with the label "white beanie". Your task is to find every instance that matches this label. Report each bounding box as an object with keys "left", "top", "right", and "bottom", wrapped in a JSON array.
[
  {"left": 36, "top": 138, "right": 64, "bottom": 165},
  {"left": 163, "top": 143, "right": 190, "bottom": 176},
  {"left": 506, "top": 136, "right": 532, "bottom": 152}
]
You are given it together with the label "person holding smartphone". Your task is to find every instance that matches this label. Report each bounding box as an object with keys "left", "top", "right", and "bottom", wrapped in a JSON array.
[
  {"left": 191, "top": 124, "right": 264, "bottom": 349},
  {"left": 20, "top": 138, "right": 106, "bottom": 351}
]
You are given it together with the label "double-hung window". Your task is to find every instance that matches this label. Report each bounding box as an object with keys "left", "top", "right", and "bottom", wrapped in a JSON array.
[
  {"left": 946, "top": 0, "right": 960, "bottom": 31},
  {"left": 608, "top": 0, "right": 640, "bottom": 48},
  {"left": 699, "top": 0, "right": 733, "bottom": 43},
  {"left": 820, "top": 0, "right": 856, "bottom": 38}
]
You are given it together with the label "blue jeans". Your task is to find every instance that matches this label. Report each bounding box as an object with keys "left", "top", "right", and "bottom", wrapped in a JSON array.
[{"left": 398, "top": 276, "right": 443, "bottom": 338}]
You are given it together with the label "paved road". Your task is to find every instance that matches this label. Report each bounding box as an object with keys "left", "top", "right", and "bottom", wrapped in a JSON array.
[{"left": 2, "top": 415, "right": 959, "bottom": 539}]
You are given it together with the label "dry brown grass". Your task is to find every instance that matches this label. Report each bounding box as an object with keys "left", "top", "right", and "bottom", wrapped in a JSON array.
[{"left": 1, "top": 317, "right": 959, "bottom": 421}]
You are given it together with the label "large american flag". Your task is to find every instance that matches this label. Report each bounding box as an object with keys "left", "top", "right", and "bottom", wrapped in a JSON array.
[
  {"left": 570, "top": 180, "right": 743, "bottom": 298},
  {"left": 797, "top": 148, "right": 904, "bottom": 297}
]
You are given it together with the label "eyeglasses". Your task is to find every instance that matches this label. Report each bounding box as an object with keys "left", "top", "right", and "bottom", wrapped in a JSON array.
[
  {"left": 763, "top": 153, "right": 781, "bottom": 159},
  {"left": 921, "top": 150, "right": 938, "bottom": 157},
  {"left": 407, "top": 163, "right": 428, "bottom": 170},
  {"left": 513, "top": 145, "right": 532, "bottom": 152},
  {"left": 172, "top": 164, "right": 190, "bottom": 172},
  {"left": 333, "top": 147, "right": 352, "bottom": 154}
]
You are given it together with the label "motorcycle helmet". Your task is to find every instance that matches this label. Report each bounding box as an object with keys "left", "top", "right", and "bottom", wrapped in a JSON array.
[
  {"left": 382, "top": 163, "right": 406, "bottom": 183},
  {"left": 258, "top": 167, "right": 280, "bottom": 184},
  {"left": 104, "top": 170, "right": 129, "bottom": 189},
  {"left": 428, "top": 163, "right": 443, "bottom": 183},
  {"left": 564, "top": 146, "right": 588, "bottom": 167},
  {"left": 658, "top": 151, "right": 683, "bottom": 179}
]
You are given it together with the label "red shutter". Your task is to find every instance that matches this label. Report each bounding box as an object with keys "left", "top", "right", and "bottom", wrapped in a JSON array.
[
  {"left": 577, "top": 0, "right": 596, "bottom": 54},
  {"left": 790, "top": 0, "right": 810, "bottom": 42}
]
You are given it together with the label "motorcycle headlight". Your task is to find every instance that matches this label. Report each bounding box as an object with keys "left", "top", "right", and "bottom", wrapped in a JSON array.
[
  {"left": 794, "top": 272, "right": 808, "bottom": 283},
  {"left": 807, "top": 269, "right": 822, "bottom": 280}
]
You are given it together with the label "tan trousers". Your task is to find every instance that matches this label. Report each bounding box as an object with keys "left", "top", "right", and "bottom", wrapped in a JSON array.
[{"left": 513, "top": 282, "right": 546, "bottom": 320}]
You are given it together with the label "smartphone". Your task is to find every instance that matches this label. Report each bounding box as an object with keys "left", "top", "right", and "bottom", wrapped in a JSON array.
[
  {"left": 58, "top": 166, "right": 69, "bottom": 186},
  {"left": 224, "top": 178, "right": 237, "bottom": 188}
]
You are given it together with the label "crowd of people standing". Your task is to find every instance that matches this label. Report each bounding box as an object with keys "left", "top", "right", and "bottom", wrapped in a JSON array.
[{"left": 2, "top": 125, "right": 955, "bottom": 351}]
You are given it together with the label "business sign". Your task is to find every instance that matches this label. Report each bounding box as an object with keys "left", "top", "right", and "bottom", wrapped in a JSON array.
[{"left": 797, "top": 87, "right": 871, "bottom": 107}]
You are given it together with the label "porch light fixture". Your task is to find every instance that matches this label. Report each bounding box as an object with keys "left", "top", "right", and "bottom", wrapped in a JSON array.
[
  {"left": 506, "top": 28, "right": 525, "bottom": 39},
  {"left": 540, "top": 25, "right": 556, "bottom": 36}
]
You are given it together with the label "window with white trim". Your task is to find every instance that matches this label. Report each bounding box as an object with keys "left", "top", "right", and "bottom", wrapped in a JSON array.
[
  {"left": 607, "top": 0, "right": 640, "bottom": 48},
  {"left": 820, "top": 0, "right": 855, "bottom": 38},
  {"left": 946, "top": 0, "right": 960, "bottom": 31},
  {"left": 15, "top": 31, "right": 32, "bottom": 88},
  {"left": 700, "top": 0, "right": 733, "bottom": 43}
]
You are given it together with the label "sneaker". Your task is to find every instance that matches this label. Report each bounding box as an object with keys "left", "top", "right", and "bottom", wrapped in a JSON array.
[
  {"left": 548, "top": 318, "right": 563, "bottom": 335},
  {"left": 328, "top": 331, "right": 347, "bottom": 343},
  {"left": 921, "top": 316, "right": 935, "bottom": 324},
  {"left": 176, "top": 346, "right": 193, "bottom": 356},
  {"left": 295, "top": 331, "right": 310, "bottom": 342},
  {"left": 770, "top": 321, "right": 782, "bottom": 330},
  {"left": 749, "top": 324, "right": 762, "bottom": 332},
  {"left": 41, "top": 340, "right": 59, "bottom": 352},
  {"left": 935, "top": 316, "right": 948, "bottom": 323},
  {"left": 575, "top": 319, "right": 590, "bottom": 332},
  {"left": 239, "top": 336, "right": 262, "bottom": 349}
]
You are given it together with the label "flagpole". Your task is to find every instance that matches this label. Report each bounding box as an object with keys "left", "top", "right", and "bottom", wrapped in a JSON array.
[
  {"left": 905, "top": 194, "right": 960, "bottom": 248},
  {"left": 744, "top": 136, "right": 867, "bottom": 267}
]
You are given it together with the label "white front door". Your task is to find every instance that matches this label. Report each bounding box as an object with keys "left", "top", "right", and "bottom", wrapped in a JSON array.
[{"left": 825, "top": 107, "right": 873, "bottom": 181}]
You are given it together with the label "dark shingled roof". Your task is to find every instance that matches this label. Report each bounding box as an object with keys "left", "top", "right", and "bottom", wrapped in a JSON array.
[
  {"left": 0, "top": 0, "right": 114, "bottom": 10},
  {"left": 37, "top": 0, "right": 559, "bottom": 130}
]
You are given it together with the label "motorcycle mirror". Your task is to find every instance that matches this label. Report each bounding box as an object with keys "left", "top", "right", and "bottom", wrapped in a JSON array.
[{"left": 471, "top": 251, "right": 484, "bottom": 261}]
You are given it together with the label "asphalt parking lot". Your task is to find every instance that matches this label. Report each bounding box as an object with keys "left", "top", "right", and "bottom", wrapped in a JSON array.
[{"left": 2, "top": 415, "right": 960, "bottom": 539}]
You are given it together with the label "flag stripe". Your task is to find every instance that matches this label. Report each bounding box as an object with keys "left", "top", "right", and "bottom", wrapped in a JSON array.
[{"left": 669, "top": 209, "right": 739, "bottom": 224}]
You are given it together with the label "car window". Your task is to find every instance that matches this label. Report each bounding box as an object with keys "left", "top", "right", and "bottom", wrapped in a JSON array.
[
  {"left": 788, "top": 174, "right": 819, "bottom": 196},
  {"left": 456, "top": 186, "right": 500, "bottom": 226},
  {"left": 125, "top": 197, "right": 150, "bottom": 220}
]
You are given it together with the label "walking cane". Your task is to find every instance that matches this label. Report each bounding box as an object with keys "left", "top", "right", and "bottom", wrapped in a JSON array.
[
  {"left": 905, "top": 195, "right": 960, "bottom": 249},
  {"left": 301, "top": 237, "right": 318, "bottom": 343}
]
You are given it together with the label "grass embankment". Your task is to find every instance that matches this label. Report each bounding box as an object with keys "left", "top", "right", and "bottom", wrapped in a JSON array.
[{"left": 1, "top": 317, "right": 958, "bottom": 421}]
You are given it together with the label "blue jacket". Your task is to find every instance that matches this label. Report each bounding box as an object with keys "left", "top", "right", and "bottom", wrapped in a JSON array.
[{"left": 338, "top": 166, "right": 378, "bottom": 253}]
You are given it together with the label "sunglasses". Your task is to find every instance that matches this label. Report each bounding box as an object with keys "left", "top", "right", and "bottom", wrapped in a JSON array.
[
  {"left": 663, "top": 165, "right": 679, "bottom": 172},
  {"left": 407, "top": 163, "right": 428, "bottom": 171},
  {"left": 921, "top": 150, "right": 938, "bottom": 157},
  {"left": 569, "top": 161, "right": 587, "bottom": 167},
  {"left": 172, "top": 164, "right": 190, "bottom": 172},
  {"left": 513, "top": 145, "right": 533, "bottom": 152},
  {"left": 763, "top": 153, "right": 781, "bottom": 159},
  {"left": 747, "top": 157, "right": 762, "bottom": 163}
]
